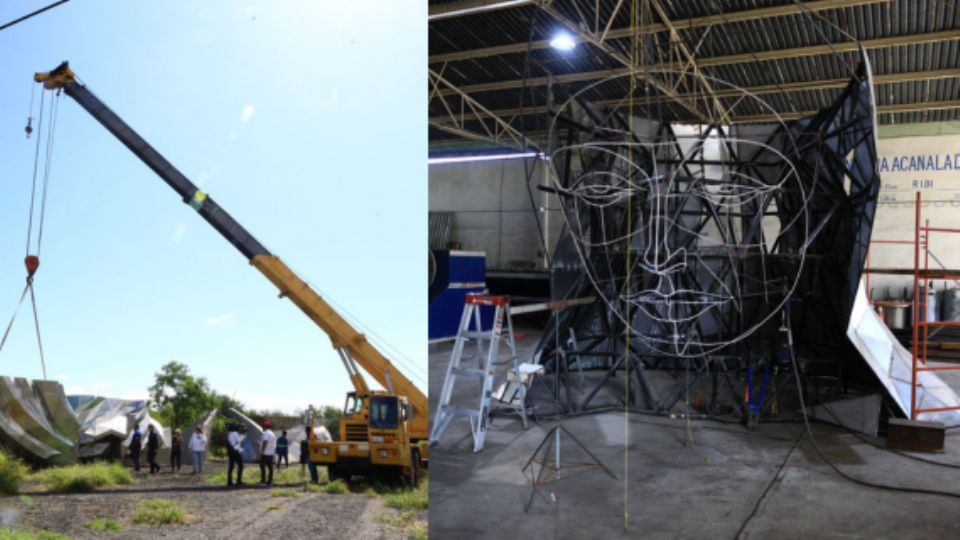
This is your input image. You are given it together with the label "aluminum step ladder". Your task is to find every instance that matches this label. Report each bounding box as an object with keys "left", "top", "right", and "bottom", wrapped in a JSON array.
[{"left": 430, "top": 293, "right": 517, "bottom": 452}]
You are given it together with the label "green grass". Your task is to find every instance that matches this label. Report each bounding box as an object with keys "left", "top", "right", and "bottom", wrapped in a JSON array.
[
  {"left": 131, "top": 499, "right": 187, "bottom": 526},
  {"left": 374, "top": 511, "right": 414, "bottom": 528},
  {"left": 270, "top": 488, "right": 298, "bottom": 498},
  {"left": 379, "top": 480, "right": 428, "bottom": 511},
  {"left": 273, "top": 466, "right": 310, "bottom": 484},
  {"left": 374, "top": 511, "right": 427, "bottom": 539},
  {"left": 86, "top": 518, "right": 123, "bottom": 532},
  {"left": 409, "top": 521, "right": 428, "bottom": 540},
  {"left": 202, "top": 470, "right": 229, "bottom": 484},
  {"left": 264, "top": 503, "right": 281, "bottom": 511},
  {"left": 303, "top": 482, "right": 324, "bottom": 493},
  {"left": 0, "top": 530, "right": 70, "bottom": 540},
  {"left": 29, "top": 463, "right": 133, "bottom": 493},
  {"left": 323, "top": 479, "right": 347, "bottom": 494},
  {"left": 204, "top": 465, "right": 314, "bottom": 485},
  {"left": 0, "top": 452, "right": 27, "bottom": 495}
]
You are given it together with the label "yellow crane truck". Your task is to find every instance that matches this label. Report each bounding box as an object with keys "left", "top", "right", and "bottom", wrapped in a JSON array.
[{"left": 34, "top": 61, "right": 428, "bottom": 486}]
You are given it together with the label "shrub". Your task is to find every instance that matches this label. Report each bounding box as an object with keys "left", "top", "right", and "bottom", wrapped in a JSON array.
[
  {"left": 30, "top": 463, "right": 133, "bottom": 493},
  {"left": 131, "top": 499, "right": 186, "bottom": 525},
  {"left": 87, "top": 518, "right": 123, "bottom": 532},
  {"left": 0, "top": 452, "right": 27, "bottom": 495}
]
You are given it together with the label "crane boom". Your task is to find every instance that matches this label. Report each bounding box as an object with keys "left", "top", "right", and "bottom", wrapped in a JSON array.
[{"left": 35, "top": 62, "right": 427, "bottom": 439}]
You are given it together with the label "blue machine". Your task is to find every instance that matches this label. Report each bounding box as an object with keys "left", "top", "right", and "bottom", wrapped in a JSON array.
[{"left": 429, "top": 250, "right": 493, "bottom": 341}]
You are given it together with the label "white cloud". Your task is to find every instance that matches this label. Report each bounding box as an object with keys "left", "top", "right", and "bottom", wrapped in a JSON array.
[
  {"left": 241, "top": 105, "right": 255, "bottom": 123},
  {"left": 204, "top": 313, "right": 236, "bottom": 326}
]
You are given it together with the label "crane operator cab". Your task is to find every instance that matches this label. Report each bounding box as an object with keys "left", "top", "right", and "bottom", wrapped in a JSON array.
[{"left": 310, "top": 391, "right": 421, "bottom": 486}]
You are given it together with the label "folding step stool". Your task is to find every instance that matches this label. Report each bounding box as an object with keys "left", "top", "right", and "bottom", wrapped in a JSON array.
[{"left": 430, "top": 293, "right": 519, "bottom": 452}]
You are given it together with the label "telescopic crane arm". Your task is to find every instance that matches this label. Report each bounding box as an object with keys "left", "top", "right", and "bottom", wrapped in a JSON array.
[{"left": 35, "top": 62, "right": 427, "bottom": 435}]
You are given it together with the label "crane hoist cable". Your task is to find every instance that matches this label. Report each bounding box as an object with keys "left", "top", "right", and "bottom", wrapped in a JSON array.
[
  {"left": 0, "top": 88, "right": 61, "bottom": 379},
  {"left": 25, "top": 82, "right": 36, "bottom": 138}
]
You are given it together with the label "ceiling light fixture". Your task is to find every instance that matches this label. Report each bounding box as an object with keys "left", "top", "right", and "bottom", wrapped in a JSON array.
[{"left": 549, "top": 32, "right": 576, "bottom": 51}]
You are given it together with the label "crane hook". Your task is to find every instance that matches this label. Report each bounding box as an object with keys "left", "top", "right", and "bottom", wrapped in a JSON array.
[
  {"left": 25, "top": 117, "right": 33, "bottom": 138},
  {"left": 24, "top": 255, "right": 39, "bottom": 281}
]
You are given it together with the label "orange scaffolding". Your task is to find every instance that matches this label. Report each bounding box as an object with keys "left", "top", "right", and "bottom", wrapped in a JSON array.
[
  {"left": 865, "top": 192, "right": 960, "bottom": 420},
  {"left": 909, "top": 191, "right": 960, "bottom": 419}
]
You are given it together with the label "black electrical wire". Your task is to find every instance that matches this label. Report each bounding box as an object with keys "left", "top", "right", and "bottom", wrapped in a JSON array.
[
  {"left": 786, "top": 347, "right": 960, "bottom": 500},
  {"left": 735, "top": 325, "right": 960, "bottom": 539},
  {"left": 0, "top": 0, "right": 71, "bottom": 33},
  {"left": 734, "top": 432, "right": 803, "bottom": 540},
  {"left": 814, "top": 392, "right": 960, "bottom": 470}
]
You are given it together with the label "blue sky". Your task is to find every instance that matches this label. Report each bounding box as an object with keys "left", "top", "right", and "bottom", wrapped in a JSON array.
[{"left": 0, "top": 1, "right": 426, "bottom": 413}]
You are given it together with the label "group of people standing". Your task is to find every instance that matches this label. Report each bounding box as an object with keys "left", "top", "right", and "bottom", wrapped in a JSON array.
[
  {"left": 127, "top": 419, "right": 317, "bottom": 488},
  {"left": 225, "top": 420, "right": 295, "bottom": 487},
  {"left": 128, "top": 424, "right": 209, "bottom": 475}
]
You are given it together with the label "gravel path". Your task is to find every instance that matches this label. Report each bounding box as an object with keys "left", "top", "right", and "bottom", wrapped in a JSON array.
[{"left": 3, "top": 461, "right": 424, "bottom": 539}]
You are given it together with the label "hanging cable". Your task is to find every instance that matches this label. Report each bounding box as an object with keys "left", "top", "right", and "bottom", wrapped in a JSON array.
[
  {"left": 1, "top": 87, "right": 59, "bottom": 380},
  {"left": 25, "top": 89, "right": 46, "bottom": 255},
  {"left": 25, "top": 81, "right": 36, "bottom": 138},
  {"left": 0, "top": 285, "right": 30, "bottom": 355},
  {"left": 38, "top": 91, "right": 61, "bottom": 253},
  {"left": 28, "top": 285, "right": 47, "bottom": 380}
]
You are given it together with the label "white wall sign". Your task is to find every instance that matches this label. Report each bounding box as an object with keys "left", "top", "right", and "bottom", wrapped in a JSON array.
[{"left": 877, "top": 135, "right": 960, "bottom": 203}]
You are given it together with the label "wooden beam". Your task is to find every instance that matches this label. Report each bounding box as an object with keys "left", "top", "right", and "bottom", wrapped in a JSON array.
[
  {"left": 429, "top": 0, "right": 889, "bottom": 63},
  {"left": 437, "top": 29, "right": 960, "bottom": 96}
]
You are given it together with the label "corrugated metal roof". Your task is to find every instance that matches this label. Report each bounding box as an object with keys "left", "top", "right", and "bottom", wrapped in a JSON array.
[{"left": 429, "top": 0, "right": 960, "bottom": 149}]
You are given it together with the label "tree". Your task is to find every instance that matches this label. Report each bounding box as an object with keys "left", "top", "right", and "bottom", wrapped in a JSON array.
[
  {"left": 148, "top": 361, "right": 219, "bottom": 430},
  {"left": 320, "top": 405, "right": 342, "bottom": 440}
]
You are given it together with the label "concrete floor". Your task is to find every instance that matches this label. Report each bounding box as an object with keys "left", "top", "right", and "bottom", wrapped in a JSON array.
[{"left": 428, "top": 329, "right": 960, "bottom": 539}]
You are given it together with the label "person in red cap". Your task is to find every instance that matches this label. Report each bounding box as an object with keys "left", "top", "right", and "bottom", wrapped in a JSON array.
[{"left": 259, "top": 420, "right": 277, "bottom": 485}]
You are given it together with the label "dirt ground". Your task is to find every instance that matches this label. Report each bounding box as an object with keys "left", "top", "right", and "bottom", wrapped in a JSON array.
[{"left": 2, "top": 460, "right": 426, "bottom": 539}]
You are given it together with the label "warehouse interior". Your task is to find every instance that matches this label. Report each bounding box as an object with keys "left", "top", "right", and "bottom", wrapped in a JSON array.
[{"left": 428, "top": 0, "right": 960, "bottom": 537}]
